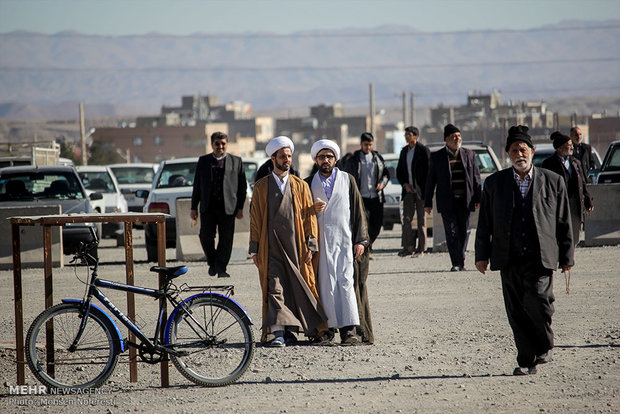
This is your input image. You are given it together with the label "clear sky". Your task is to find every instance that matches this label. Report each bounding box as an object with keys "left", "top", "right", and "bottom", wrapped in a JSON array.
[{"left": 1, "top": 0, "right": 619, "bottom": 35}]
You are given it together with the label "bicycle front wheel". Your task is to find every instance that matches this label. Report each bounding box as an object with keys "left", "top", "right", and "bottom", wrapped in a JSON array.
[
  {"left": 168, "top": 295, "right": 254, "bottom": 386},
  {"left": 25, "top": 303, "right": 119, "bottom": 389}
]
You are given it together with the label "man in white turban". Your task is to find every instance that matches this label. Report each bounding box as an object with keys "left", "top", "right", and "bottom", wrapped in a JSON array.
[
  {"left": 249, "top": 136, "right": 327, "bottom": 347},
  {"left": 305, "top": 140, "right": 371, "bottom": 345}
]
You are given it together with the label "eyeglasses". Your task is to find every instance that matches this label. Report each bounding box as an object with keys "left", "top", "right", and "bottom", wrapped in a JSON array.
[
  {"left": 316, "top": 154, "right": 335, "bottom": 161},
  {"left": 213, "top": 142, "right": 226, "bottom": 147}
]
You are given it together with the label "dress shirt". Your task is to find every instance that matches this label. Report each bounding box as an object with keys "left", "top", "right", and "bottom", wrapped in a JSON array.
[
  {"left": 318, "top": 168, "right": 338, "bottom": 200},
  {"left": 513, "top": 166, "right": 534, "bottom": 198},
  {"left": 271, "top": 171, "right": 289, "bottom": 195},
  {"left": 406, "top": 145, "right": 415, "bottom": 186}
]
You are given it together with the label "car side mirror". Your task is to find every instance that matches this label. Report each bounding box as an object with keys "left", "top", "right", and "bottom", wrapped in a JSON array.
[
  {"left": 135, "top": 189, "right": 149, "bottom": 199},
  {"left": 90, "top": 192, "right": 104, "bottom": 200}
]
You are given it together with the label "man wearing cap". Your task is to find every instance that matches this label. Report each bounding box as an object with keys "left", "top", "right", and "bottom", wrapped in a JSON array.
[
  {"left": 424, "top": 124, "right": 481, "bottom": 271},
  {"left": 570, "top": 126, "right": 596, "bottom": 183},
  {"left": 191, "top": 131, "right": 247, "bottom": 278},
  {"left": 249, "top": 136, "right": 327, "bottom": 347},
  {"left": 475, "top": 125, "right": 574, "bottom": 376},
  {"left": 542, "top": 131, "right": 594, "bottom": 245},
  {"left": 306, "top": 139, "right": 371, "bottom": 345},
  {"left": 344, "top": 132, "right": 390, "bottom": 255}
]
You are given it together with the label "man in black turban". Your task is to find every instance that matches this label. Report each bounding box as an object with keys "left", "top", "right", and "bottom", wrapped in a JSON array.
[{"left": 541, "top": 131, "right": 594, "bottom": 245}]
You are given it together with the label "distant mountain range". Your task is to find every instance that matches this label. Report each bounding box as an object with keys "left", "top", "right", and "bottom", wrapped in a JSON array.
[{"left": 1, "top": 20, "right": 619, "bottom": 120}]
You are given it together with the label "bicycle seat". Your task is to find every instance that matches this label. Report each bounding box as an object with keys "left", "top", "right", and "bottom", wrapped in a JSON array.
[{"left": 150, "top": 265, "right": 188, "bottom": 279}]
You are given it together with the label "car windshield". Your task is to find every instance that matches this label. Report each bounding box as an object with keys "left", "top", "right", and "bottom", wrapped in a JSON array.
[
  {"left": 384, "top": 159, "right": 400, "bottom": 184},
  {"left": 110, "top": 167, "right": 155, "bottom": 184},
  {"left": 78, "top": 171, "right": 116, "bottom": 193},
  {"left": 474, "top": 150, "right": 499, "bottom": 174},
  {"left": 0, "top": 171, "right": 85, "bottom": 201},
  {"left": 602, "top": 146, "right": 620, "bottom": 171},
  {"left": 156, "top": 162, "right": 196, "bottom": 188},
  {"left": 243, "top": 162, "right": 259, "bottom": 185}
]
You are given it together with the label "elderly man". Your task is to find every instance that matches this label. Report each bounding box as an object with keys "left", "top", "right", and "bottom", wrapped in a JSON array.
[
  {"left": 306, "top": 139, "right": 371, "bottom": 345},
  {"left": 570, "top": 126, "right": 596, "bottom": 183},
  {"left": 249, "top": 136, "right": 327, "bottom": 347},
  {"left": 475, "top": 125, "right": 574, "bottom": 376},
  {"left": 425, "top": 124, "right": 481, "bottom": 271},
  {"left": 542, "top": 131, "right": 594, "bottom": 245}
]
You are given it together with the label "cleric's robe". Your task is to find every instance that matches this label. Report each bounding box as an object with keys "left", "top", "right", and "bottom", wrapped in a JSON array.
[{"left": 249, "top": 173, "right": 327, "bottom": 342}]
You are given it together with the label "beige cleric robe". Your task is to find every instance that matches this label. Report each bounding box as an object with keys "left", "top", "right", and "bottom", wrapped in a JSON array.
[{"left": 249, "top": 173, "right": 328, "bottom": 343}]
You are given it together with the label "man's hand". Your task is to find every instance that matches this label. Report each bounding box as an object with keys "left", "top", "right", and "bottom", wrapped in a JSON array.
[
  {"left": 313, "top": 200, "right": 326, "bottom": 213},
  {"left": 190, "top": 209, "right": 198, "bottom": 220},
  {"left": 475, "top": 203, "right": 480, "bottom": 210},
  {"left": 587, "top": 206, "right": 594, "bottom": 212},
  {"left": 304, "top": 250, "right": 313, "bottom": 264},
  {"left": 475, "top": 260, "right": 488, "bottom": 274},
  {"left": 375, "top": 183, "right": 384, "bottom": 191},
  {"left": 424, "top": 207, "right": 432, "bottom": 215},
  {"left": 353, "top": 243, "right": 365, "bottom": 260},
  {"left": 252, "top": 255, "right": 259, "bottom": 268},
  {"left": 236, "top": 209, "right": 244, "bottom": 219},
  {"left": 404, "top": 184, "right": 414, "bottom": 193},
  {"left": 560, "top": 264, "right": 573, "bottom": 272}
]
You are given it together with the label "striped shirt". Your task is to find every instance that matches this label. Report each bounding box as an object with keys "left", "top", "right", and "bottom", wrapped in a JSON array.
[
  {"left": 513, "top": 167, "right": 533, "bottom": 198},
  {"left": 447, "top": 146, "right": 466, "bottom": 198}
]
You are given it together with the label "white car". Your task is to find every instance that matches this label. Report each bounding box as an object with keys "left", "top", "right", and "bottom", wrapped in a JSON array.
[
  {"left": 76, "top": 165, "right": 128, "bottom": 240},
  {"left": 137, "top": 157, "right": 198, "bottom": 262},
  {"left": 107, "top": 163, "right": 158, "bottom": 212}
]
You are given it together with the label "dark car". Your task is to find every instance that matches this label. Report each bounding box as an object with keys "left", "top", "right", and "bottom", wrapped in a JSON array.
[
  {"left": 597, "top": 140, "right": 620, "bottom": 184},
  {"left": 0, "top": 165, "right": 101, "bottom": 255},
  {"left": 532, "top": 143, "right": 602, "bottom": 182}
]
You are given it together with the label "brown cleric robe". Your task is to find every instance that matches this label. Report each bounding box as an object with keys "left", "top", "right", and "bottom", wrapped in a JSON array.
[{"left": 249, "top": 173, "right": 327, "bottom": 343}]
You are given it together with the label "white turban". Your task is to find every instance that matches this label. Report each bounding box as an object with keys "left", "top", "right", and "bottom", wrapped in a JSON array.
[
  {"left": 265, "top": 136, "right": 294, "bottom": 157},
  {"left": 311, "top": 139, "right": 340, "bottom": 160}
]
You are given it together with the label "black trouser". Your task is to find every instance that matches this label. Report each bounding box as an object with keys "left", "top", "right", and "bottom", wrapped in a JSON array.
[
  {"left": 440, "top": 197, "right": 470, "bottom": 267},
  {"left": 362, "top": 197, "right": 383, "bottom": 248},
  {"left": 199, "top": 208, "right": 236, "bottom": 273},
  {"left": 500, "top": 261, "right": 555, "bottom": 368}
]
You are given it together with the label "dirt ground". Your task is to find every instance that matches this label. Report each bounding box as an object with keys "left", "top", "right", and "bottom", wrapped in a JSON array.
[{"left": 0, "top": 229, "right": 618, "bottom": 413}]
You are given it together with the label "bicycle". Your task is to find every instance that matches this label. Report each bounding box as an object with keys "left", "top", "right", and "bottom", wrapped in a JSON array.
[{"left": 25, "top": 229, "right": 255, "bottom": 389}]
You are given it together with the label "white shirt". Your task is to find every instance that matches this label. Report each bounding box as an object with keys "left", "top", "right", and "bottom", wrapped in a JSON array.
[{"left": 271, "top": 171, "right": 289, "bottom": 194}]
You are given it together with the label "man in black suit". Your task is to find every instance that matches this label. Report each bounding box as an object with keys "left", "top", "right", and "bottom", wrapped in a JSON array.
[
  {"left": 542, "top": 131, "right": 594, "bottom": 245},
  {"left": 191, "top": 132, "right": 247, "bottom": 278},
  {"left": 570, "top": 126, "right": 596, "bottom": 183},
  {"left": 424, "top": 124, "right": 481, "bottom": 271},
  {"left": 396, "top": 126, "right": 430, "bottom": 257},
  {"left": 475, "top": 125, "right": 574, "bottom": 376}
]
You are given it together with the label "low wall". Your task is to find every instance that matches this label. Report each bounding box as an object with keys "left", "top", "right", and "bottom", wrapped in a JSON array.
[{"left": 0, "top": 206, "right": 63, "bottom": 270}]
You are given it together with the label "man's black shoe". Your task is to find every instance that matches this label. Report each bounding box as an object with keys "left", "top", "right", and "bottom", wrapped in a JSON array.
[
  {"left": 513, "top": 366, "right": 537, "bottom": 375},
  {"left": 208, "top": 266, "right": 217, "bottom": 276},
  {"left": 536, "top": 350, "right": 553, "bottom": 365},
  {"left": 218, "top": 271, "right": 230, "bottom": 278}
]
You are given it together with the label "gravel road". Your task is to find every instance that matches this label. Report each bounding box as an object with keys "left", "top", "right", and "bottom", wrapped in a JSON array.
[{"left": 0, "top": 229, "right": 618, "bottom": 413}]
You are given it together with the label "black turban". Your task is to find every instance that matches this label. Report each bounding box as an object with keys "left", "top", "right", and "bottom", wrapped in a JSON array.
[
  {"left": 550, "top": 131, "right": 570, "bottom": 149},
  {"left": 505, "top": 125, "right": 534, "bottom": 152},
  {"left": 443, "top": 124, "right": 460, "bottom": 139}
]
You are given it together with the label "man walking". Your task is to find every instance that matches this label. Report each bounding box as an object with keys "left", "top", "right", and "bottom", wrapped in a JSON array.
[
  {"left": 542, "top": 131, "right": 594, "bottom": 245},
  {"left": 475, "top": 125, "right": 574, "bottom": 376},
  {"left": 396, "top": 126, "right": 430, "bottom": 257},
  {"left": 249, "top": 136, "right": 327, "bottom": 346},
  {"left": 344, "top": 132, "right": 390, "bottom": 254},
  {"left": 425, "top": 124, "right": 481, "bottom": 271},
  {"left": 307, "top": 139, "right": 370, "bottom": 345},
  {"left": 191, "top": 131, "right": 246, "bottom": 278},
  {"left": 570, "top": 126, "right": 596, "bottom": 183}
]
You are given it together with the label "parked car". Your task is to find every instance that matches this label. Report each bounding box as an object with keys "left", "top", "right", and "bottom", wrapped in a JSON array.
[
  {"left": 137, "top": 158, "right": 198, "bottom": 262},
  {"left": 0, "top": 165, "right": 101, "bottom": 255},
  {"left": 76, "top": 166, "right": 128, "bottom": 240},
  {"left": 107, "top": 163, "right": 158, "bottom": 212},
  {"left": 532, "top": 143, "right": 602, "bottom": 182},
  {"left": 381, "top": 153, "right": 401, "bottom": 231},
  {"left": 242, "top": 156, "right": 269, "bottom": 199},
  {"left": 596, "top": 140, "right": 620, "bottom": 184},
  {"left": 426, "top": 141, "right": 502, "bottom": 183}
]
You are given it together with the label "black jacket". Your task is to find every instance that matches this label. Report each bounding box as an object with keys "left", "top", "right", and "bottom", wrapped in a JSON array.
[
  {"left": 344, "top": 150, "right": 390, "bottom": 203},
  {"left": 572, "top": 142, "right": 596, "bottom": 183},
  {"left": 396, "top": 142, "right": 431, "bottom": 198},
  {"left": 541, "top": 153, "right": 593, "bottom": 220},
  {"left": 191, "top": 153, "right": 247, "bottom": 215},
  {"left": 475, "top": 167, "right": 574, "bottom": 271},
  {"left": 424, "top": 146, "right": 481, "bottom": 213}
]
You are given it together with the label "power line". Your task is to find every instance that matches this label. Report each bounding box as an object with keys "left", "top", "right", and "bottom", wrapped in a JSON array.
[
  {"left": 2, "top": 57, "right": 619, "bottom": 73},
  {"left": 2, "top": 24, "right": 619, "bottom": 39}
]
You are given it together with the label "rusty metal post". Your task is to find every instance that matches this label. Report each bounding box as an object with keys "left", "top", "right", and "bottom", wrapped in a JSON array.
[
  {"left": 12, "top": 223, "right": 25, "bottom": 385},
  {"left": 43, "top": 225, "right": 55, "bottom": 377},
  {"left": 156, "top": 220, "right": 169, "bottom": 387},
  {"left": 124, "top": 222, "right": 138, "bottom": 382}
]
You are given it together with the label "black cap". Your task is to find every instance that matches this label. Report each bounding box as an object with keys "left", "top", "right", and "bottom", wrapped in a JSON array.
[
  {"left": 444, "top": 124, "right": 460, "bottom": 139},
  {"left": 550, "top": 131, "right": 570, "bottom": 149},
  {"left": 505, "top": 125, "right": 534, "bottom": 152}
]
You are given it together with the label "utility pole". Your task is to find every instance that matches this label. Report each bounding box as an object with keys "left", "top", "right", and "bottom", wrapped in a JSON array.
[
  {"left": 402, "top": 92, "right": 407, "bottom": 128},
  {"left": 369, "top": 83, "right": 376, "bottom": 137},
  {"left": 79, "top": 103, "right": 87, "bottom": 165},
  {"left": 409, "top": 92, "right": 415, "bottom": 126}
]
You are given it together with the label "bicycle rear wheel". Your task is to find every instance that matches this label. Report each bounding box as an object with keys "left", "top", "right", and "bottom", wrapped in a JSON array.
[
  {"left": 25, "top": 303, "right": 119, "bottom": 389},
  {"left": 168, "top": 295, "right": 254, "bottom": 386}
]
